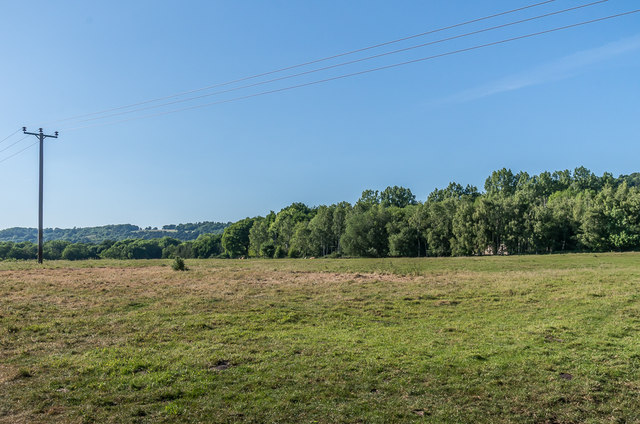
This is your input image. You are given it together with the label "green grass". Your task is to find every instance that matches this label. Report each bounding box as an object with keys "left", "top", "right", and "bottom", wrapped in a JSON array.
[{"left": 1, "top": 253, "right": 640, "bottom": 423}]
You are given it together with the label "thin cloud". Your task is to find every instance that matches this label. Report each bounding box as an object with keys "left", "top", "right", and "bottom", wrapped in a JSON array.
[{"left": 442, "top": 34, "right": 640, "bottom": 104}]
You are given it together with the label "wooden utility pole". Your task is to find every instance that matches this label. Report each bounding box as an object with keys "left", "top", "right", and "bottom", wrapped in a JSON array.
[{"left": 22, "top": 127, "right": 58, "bottom": 264}]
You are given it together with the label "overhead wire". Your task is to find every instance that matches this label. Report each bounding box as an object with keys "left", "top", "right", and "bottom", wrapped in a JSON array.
[
  {"left": 0, "top": 140, "right": 38, "bottom": 165},
  {"left": 0, "top": 129, "right": 21, "bottom": 146},
  {"left": 0, "top": 135, "right": 30, "bottom": 154},
  {"left": 65, "top": 0, "right": 608, "bottom": 126},
  {"left": 63, "top": 8, "right": 640, "bottom": 132},
  {"left": 46, "top": 0, "right": 559, "bottom": 125}
]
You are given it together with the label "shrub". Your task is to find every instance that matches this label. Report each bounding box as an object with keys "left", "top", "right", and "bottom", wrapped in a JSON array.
[
  {"left": 61, "top": 244, "right": 90, "bottom": 260},
  {"left": 274, "top": 245, "right": 286, "bottom": 259},
  {"left": 259, "top": 241, "right": 275, "bottom": 259},
  {"left": 172, "top": 257, "right": 187, "bottom": 271}
]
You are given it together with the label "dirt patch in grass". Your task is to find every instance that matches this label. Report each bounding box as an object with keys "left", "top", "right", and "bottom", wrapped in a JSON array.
[
  {"left": 0, "top": 365, "right": 17, "bottom": 385},
  {"left": 209, "top": 360, "right": 231, "bottom": 371}
]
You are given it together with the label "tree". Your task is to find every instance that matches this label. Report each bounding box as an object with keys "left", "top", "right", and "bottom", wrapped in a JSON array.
[
  {"left": 61, "top": 243, "right": 90, "bottom": 260},
  {"left": 380, "top": 186, "right": 417, "bottom": 208},
  {"left": 308, "top": 205, "right": 334, "bottom": 256},
  {"left": 387, "top": 205, "right": 421, "bottom": 257},
  {"left": 163, "top": 241, "right": 195, "bottom": 259},
  {"left": 428, "top": 182, "right": 479, "bottom": 202},
  {"left": 289, "top": 222, "right": 315, "bottom": 257},
  {"left": 572, "top": 166, "right": 600, "bottom": 192},
  {"left": 579, "top": 183, "right": 640, "bottom": 251},
  {"left": 424, "top": 199, "right": 457, "bottom": 256},
  {"left": 8, "top": 242, "right": 37, "bottom": 260},
  {"left": 128, "top": 240, "right": 163, "bottom": 259},
  {"left": 484, "top": 168, "right": 517, "bottom": 197},
  {"left": 192, "top": 233, "right": 222, "bottom": 258},
  {"left": 474, "top": 196, "right": 506, "bottom": 255},
  {"left": 618, "top": 172, "right": 640, "bottom": 188},
  {"left": 99, "top": 239, "right": 162, "bottom": 259},
  {"left": 0, "top": 242, "right": 13, "bottom": 259},
  {"left": 530, "top": 190, "right": 580, "bottom": 253},
  {"left": 157, "top": 237, "right": 181, "bottom": 250},
  {"left": 249, "top": 212, "right": 275, "bottom": 257},
  {"left": 331, "top": 202, "right": 352, "bottom": 255},
  {"left": 270, "top": 203, "right": 314, "bottom": 254},
  {"left": 222, "top": 218, "right": 254, "bottom": 258},
  {"left": 451, "top": 198, "right": 477, "bottom": 256},
  {"left": 341, "top": 205, "right": 390, "bottom": 257},
  {"left": 100, "top": 240, "right": 129, "bottom": 259},
  {"left": 44, "top": 240, "right": 71, "bottom": 260},
  {"left": 354, "top": 190, "right": 380, "bottom": 212}
]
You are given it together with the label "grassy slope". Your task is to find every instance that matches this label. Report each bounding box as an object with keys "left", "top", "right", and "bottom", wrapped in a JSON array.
[{"left": 1, "top": 253, "right": 639, "bottom": 423}]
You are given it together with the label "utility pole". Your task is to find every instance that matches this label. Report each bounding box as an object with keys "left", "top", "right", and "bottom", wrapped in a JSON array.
[{"left": 23, "top": 127, "right": 58, "bottom": 264}]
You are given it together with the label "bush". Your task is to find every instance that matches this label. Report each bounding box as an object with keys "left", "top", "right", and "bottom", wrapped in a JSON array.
[
  {"left": 192, "top": 234, "right": 222, "bottom": 258},
  {"left": 172, "top": 257, "right": 187, "bottom": 271},
  {"left": 61, "top": 244, "right": 90, "bottom": 261},
  {"left": 274, "top": 245, "right": 286, "bottom": 259},
  {"left": 287, "top": 247, "right": 300, "bottom": 258},
  {"left": 259, "top": 241, "right": 275, "bottom": 259},
  {"left": 163, "top": 241, "right": 195, "bottom": 259}
]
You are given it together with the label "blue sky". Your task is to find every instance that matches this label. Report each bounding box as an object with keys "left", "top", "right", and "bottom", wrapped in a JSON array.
[{"left": 1, "top": 0, "right": 639, "bottom": 229}]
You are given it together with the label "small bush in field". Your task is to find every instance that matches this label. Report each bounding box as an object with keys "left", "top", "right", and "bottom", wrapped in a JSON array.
[{"left": 172, "top": 257, "right": 187, "bottom": 271}]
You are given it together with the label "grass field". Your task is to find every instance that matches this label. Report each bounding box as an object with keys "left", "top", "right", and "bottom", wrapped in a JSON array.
[{"left": 1, "top": 253, "right": 640, "bottom": 423}]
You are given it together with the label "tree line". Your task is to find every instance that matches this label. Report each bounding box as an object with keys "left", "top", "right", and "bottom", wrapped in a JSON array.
[
  {"left": 0, "top": 236, "right": 223, "bottom": 261},
  {"left": 0, "top": 222, "right": 229, "bottom": 244},
  {"left": 1, "top": 167, "right": 639, "bottom": 261}
]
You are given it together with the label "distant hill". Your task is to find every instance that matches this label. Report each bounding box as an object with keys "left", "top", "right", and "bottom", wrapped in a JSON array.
[{"left": 0, "top": 222, "right": 230, "bottom": 243}]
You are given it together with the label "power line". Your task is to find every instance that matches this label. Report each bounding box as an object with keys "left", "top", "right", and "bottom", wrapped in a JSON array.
[
  {"left": 0, "top": 135, "right": 30, "bottom": 154},
  {"left": 64, "top": 8, "right": 640, "bottom": 132},
  {"left": 22, "top": 127, "right": 59, "bottom": 264},
  {"left": 46, "top": 0, "right": 558, "bottom": 125},
  {"left": 0, "top": 140, "right": 38, "bottom": 164},
  {"left": 0, "top": 129, "right": 20, "bottom": 146},
  {"left": 64, "top": 0, "right": 608, "bottom": 126}
]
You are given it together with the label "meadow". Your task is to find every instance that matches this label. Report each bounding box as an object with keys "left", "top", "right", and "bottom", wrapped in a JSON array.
[{"left": 1, "top": 253, "right": 640, "bottom": 423}]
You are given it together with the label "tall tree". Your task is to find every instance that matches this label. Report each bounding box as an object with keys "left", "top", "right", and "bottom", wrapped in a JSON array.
[
  {"left": 192, "top": 233, "right": 223, "bottom": 258},
  {"left": 387, "top": 205, "right": 421, "bottom": 257},
  {"left": 380, "top": 186, "right": 417, "bottom": 208},
  {"left": 309, "top": 205, "right": 334, "bottom": 257},
  {"left": 451, "top": 198, "right": 477, "bottom": 256},
  {"left": 222, "top": 218, "right": 254, "bottom": 258},
  {"left": 249, "top": 212, "right": 276, "bottom": 257},
  {"left": 341, "top": 205, "right": 390, "bottom": 257},
  {"left": 484, "top": 168, "right": 517, "bottom": 197},
  {"left": 331, "top": 202, "right": 352, "bottom": 254},
  {"left": 270, "top": 203, "right": 314, "bottom": 254},
  {"left": 424, "top": 199, "right": 457, "bottom": 256}
]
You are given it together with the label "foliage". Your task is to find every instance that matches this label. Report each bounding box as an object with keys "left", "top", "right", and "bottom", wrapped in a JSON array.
[
  {"left": 43, "top": 240, "right": 71, "bottom": 260},
  {"left": 249, "top": 213, "right": 276, "bottom": 258},
  {"left": 61, "top": 243, "right": 91, "bottom": 260},
  {"left": 171, "top": 256, "right": 186, "bottom": 271},
  {"left": 269, "top": 203, "right": 315, "bottom": 255},
  {"left": 221, "top": 218, "right": 254, "bottom": 258},
  {"left": 192, "top": 234, "right": 223, "bottom": 258},
  {"left": 4, "top": 168, "right": 640, "bottom": 262},
  {"left": 380, "top": 185, "right": 417, "bottom": 208},
  {"left": 0, "top": 222, "right": 230, "bottom": 243},
  {"left": 341, "top": 204, "right": 391, "bottom": 257}
]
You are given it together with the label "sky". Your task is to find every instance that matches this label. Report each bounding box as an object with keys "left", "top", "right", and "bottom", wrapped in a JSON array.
[{"left": 1, "top": 0, "right": 639, "bottom": 229}]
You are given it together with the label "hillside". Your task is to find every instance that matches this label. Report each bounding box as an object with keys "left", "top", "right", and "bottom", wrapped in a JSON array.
[{"left": 0, "top": 222, "right": 230, "bottom": 243}]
